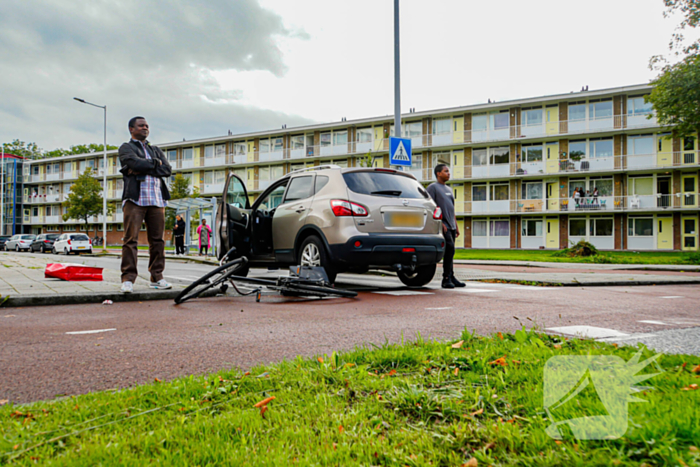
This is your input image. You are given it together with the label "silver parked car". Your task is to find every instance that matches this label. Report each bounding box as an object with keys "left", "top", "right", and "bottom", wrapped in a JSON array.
[
  {"left": 5, "top": 234, "right": 36, "bottom": 252},
  {"left": 216, "top": 165, "right": 445, "bottom": 286}
]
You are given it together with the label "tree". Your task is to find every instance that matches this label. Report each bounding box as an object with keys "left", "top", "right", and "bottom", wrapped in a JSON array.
[
  {"left": 647, "top": 55, "right": 700, "bottom": 138},
  {"left": 62, "top": 167, "right": 113, "bottom": 234},
  {"left": 1, "top": 139, "right": 42, "bottom": 159},
  {"left": 43, "top": 143, "right": 118, "bottom": 159},
  {"left": 165, "top": 173, "right": 197, "bottom": 230},
  {"left": 646, "top": 0, "right": 700, "bottom": 138}
]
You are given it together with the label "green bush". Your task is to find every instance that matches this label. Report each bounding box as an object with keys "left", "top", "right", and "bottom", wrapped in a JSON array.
[
  {"left": 553, "top": 240, "right": 600, "bottom": 258},
  {"left": 683, "top": 252, "right": 700, "bottom": 265}
]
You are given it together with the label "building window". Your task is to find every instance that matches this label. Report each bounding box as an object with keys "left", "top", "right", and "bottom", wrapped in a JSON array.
[
  {"left": 473, "top": 220, "right": 488, "bottom": 236},
  {"left": 472, "top": 184, "right": 487, "bottom": 202},
  {"left": 491, "top": 111, "right": 509, "bottom": 130},
  {"left": 490, "top": 220, "right": 510, "bottom": 236},
  {"left": 628, "top": 218, "right": 653, "bottom": 236},
  {"left": 204, "top": 171, "right": 213, "bottom": 184},
  {"left": 490, "top": 147, "right": 509, "bottom": 165},
  {"left": 215, "top": 144, "right": 226, "bottom": 157},
  {"left": 568, "top": 101, "right": 586, "bottom": 122},
  {"left": 569, "top": 218, "right": 587, "bottom": 236},
  {"left": 404, "top": 121, "right": 422, "bottom": 138},
  {"left": 490, "top": 183, "right": 509, "bottom": 201},
  {"left": 204, "top": 145, "right": 214, "bottom": 158},
  {"left": 320, "top": 132, "right": 331, "bottom": 147},
  {"left": 46, "top": 164, "right": 52, "bottom": 174},
  {"left": 522, "top": 182, "right": 543, "bottom": 200},
  {"left": 356, "top": 128, "right": 372, "bottom": 143},
  {"left": 569, "top": 140, "right": 587, "bottom": 160},
  {"left": 522, "top": 107, "right": 543, "bottom": 126},
  {"left": 433, "top": 117, "right": 451, "bottom": 135},
  {"left": 272, "top": 137, "right": 283, "bottom": 151},
  {"left": 47, "top": 225, "right": 59, "bottom": 232},
  {"left": 589, "top": 99, "right": 613, "bottom": 120},
  {"left": 473, "top": 148, "right": 487, "bottom": 166},
  {"left": 569, "top": 179, "right": 586, "bottom": 197},
  {"left": 215, "top": 171, "right": 226, "bottom": 184},
  {"left": 589, "top": 138, "right": 613, "bottom": 158},
  {"left": 628, "top": 135, "right": 654, "bottom": 155},
  {"left": 234, "top": 143, "right": 246, "bottom": 155},
  {"left": 116, "top": 224, "right": 124, "bottom": 231},
  {"left": 259, "top": 139, "right": 270, "bottom": 153},
  {"left": 629, "top": 177, "right": 653, "bottom": 196},
  {"left": 590, "top": 178, "right": 613, "bottom": 196},
  {"left": 332, "top": 131, "right": 347, "bottom": 146},
  {"left": 522, "top": 144, "right": 543, "bottom": 162},
  {"left": 183, "top": 148, "right": 193, "bottom": 160},
  {"left": 591, "top": 218, "right": 613, "bottom": 236},
  {"left": 472, "top": 113, "right": 488, "bottom": 131},
  {"left": 683, "top": 136, "right": 696, "bottom": 151},
  {"left": 522, "top": 219, "right": 543, "bottom": 237},
  {"left": 627, "top": 96, "right": 653, "bottom": 116},
  {"left": 291, "top": 135, "right": 304, "bottom": 149},
  {"left": 167, "top": 150, "right": 177, "bottom": 162},
  {"left": 32, "top": 207, "right": 38, "bottom": 216}
]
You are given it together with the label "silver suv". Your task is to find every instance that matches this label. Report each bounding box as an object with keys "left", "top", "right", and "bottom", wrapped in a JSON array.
[{"left": 216, "top": 165, "right": 445, "bottom": 286}]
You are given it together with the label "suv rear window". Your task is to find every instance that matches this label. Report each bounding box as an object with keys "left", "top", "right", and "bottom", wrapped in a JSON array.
[
  {"left": 70, "top": 234, "right": 90, "bottom": 241},
  {"left": 343, "top": 172, "right": 429, "bottom": 199}
]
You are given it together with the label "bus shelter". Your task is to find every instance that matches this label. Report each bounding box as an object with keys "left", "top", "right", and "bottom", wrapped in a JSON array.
[{"left": 167, "top": 197, "right": 218, "bottom": 256}]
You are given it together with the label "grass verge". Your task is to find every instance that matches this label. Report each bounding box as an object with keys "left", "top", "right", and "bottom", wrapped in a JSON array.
[
  {"left": 1, "top": 330, "right": 699, "bottom": 465},
  {"left": 455, "top": 249, "right": 700, "bottom": 265}
]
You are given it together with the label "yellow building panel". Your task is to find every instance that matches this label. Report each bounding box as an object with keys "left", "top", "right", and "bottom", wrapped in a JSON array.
[
  {"left": 455, "top": 219, "right": 465, "bottom": 248},
  {"left": 453, "top": 117, "right": 464, "bottom": 144}
]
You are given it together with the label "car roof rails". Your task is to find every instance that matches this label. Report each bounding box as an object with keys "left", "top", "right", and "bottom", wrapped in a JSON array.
[{"left": 287, "top": 164, "right": 341, "bottom": 175}]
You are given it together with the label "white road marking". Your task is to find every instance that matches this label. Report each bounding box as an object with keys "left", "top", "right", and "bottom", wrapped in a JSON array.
[
  {"left": 425, "top": 307, "right": 452, "bottom": 310},
  {"left": 455, "top": 288, "right": 498, "bottom": 293},
  {"left": 66, "top": 328, "right": 116, "bottom": 335},
  {"left": 599, "top": 333, "right": 657, "bottom": 341},
  {"left": 508, "top": 286, "right": 556, "bottom": 290},
  {"left": 373, "top": 291, "right": 434, "bottom": 296},
  {"left": 660, "top": 296, "right": 684, "bottom": 299},
  {"left": 638, "top": 320, "right": 671, "bottom": 325},
  {"left": 546, "top": 325, "right": 629, "bottom": 339}
]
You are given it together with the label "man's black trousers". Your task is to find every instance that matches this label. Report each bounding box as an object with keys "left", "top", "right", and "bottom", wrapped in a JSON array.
[{"left": 442, "top": 228, "right": 456, "bottom": 279}]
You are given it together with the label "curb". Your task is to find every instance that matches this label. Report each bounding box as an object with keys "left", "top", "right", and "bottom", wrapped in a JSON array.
[
  {"left": 2, "top": 289, "right": 183, "bottom": 308},
  {"left": 473, "top": 278, "right": 700, "bottom": 287},
  {"left": 453, "top": 259, "right": 700, "bottom": 272}
]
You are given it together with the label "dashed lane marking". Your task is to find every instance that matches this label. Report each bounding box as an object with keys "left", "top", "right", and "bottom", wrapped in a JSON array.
[
  {"left": 638, "top": 320, "right": 671, "bottom": 325},
  {"left": 373, "top": 291, "right": 434, "bottom": 296},
  {"left": 660, "top": 296, "right": 684, "bottom": 299},
  {"left": 66, "top": 328, "right": 117, "bottom": 335}
]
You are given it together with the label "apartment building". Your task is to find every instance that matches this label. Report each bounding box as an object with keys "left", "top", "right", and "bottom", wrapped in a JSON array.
[{"left": 21, "top": 83, "right": 700, "bottom": 250}]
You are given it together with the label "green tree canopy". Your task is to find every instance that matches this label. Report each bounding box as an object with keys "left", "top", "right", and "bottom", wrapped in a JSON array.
[
  {"left": 646, "top": 0, "right": 700, "bottom": 138},
  {"left": 44, "top": 144, "right": 118, "bottom": 159},
  {"left": 165, "top": 173, "right": 200, "bottom": 230},
  {"left": 1, "top": 140, "right": 41, "bottom": 159},
  {"left": 62, "top": 167, "right": 113, "bottom": 234}
]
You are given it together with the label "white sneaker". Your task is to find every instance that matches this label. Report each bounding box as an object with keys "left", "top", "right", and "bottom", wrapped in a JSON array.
[
  {"left": 121, "top": 281, "right": 134, "bottom": 293},
  {"left": 150, "top": 279, "right": 172, "bottom": 290}
]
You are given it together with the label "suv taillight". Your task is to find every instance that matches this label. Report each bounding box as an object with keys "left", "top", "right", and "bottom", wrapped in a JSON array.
[
  {"left": 330, "top": 200, "right": 368, "bottom": 217},
  {"left": 433, "top": 207, "right": 442, "bottom": 220}
]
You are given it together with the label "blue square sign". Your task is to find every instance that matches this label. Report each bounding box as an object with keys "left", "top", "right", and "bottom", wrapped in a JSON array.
[{"left": 390, "top": 137, "right": 412, "bottom": 166}]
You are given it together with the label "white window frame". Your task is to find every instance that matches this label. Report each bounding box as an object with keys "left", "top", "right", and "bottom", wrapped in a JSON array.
[{"left": 628, "top": 217, "right": 653, "bottom": 237}]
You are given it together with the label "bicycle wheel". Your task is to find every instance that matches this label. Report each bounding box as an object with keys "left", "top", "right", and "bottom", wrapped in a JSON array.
[
  {"left": 174, "top": 258, "right": 247, "bottom": 305},
  {"left": 281, "top": 283, "right": 357, "bottom": 298}
]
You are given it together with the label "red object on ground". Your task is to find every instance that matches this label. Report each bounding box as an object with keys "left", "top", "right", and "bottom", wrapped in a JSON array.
[{"left": 44, "top": 263, "right": 103, "bottom": 282}]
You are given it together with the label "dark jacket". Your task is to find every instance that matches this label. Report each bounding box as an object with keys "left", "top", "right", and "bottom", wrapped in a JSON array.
[
  {"left": 173, "top": 219, "right": 186, "bottom": 236},
  {"left": 118, "top": 140, "right": 172, "bottom": 203}
]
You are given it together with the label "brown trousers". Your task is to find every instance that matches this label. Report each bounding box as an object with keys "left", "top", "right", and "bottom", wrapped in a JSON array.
[{"left": 121, "top": 201, "right": 165, "bottom": 283}]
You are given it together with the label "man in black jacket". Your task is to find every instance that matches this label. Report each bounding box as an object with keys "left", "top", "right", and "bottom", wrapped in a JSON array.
[{"left": 118, "top": 116, "right": 172, "bottom": 293}]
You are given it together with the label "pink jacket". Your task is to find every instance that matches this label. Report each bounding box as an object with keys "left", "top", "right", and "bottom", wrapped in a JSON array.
[{"left": 196, "top": 224, "right": 212, "bottom": 248}]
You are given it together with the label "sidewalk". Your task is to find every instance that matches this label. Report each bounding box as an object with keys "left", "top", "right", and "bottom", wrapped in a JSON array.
[
  {"left": 0, "top": 253, "right": 182, "bottom": 307},
  {"left": 455, "top": 259, "right": 700, "bottom": 272}
]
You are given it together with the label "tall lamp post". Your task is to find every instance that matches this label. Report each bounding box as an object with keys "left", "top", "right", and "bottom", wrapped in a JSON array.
[
  {"left": 74, "top": 98, "right": 108, "bottom": 251},
  {"left": 1, "top": 142, "right": 5, "bottom": 236}
]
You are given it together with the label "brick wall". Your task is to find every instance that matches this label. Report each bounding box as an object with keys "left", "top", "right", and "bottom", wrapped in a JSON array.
[
  {"left": 674, "top": 212, "right": 682, "bottom": 250},
  {"left": 510, "top": 216, "right": 518, "bottom": 248},
  {"left": 464, "top": 148, "right": 472, "bottom": 179},
  {"left": 560, "top": 214, "right": 568, "bottom": 247},
  {"left": 464, "top": 113, "right": 472, "bottom": 143},
  {"left": 510, "top": 107, "right": 520, "bottom": 139},
  {"left": 558, "top": 102, "right": 568, "bottom": 134},
  {"left": 463, "top": 217, "right": 472, "bottom": 248},
  {"left": 614, "top": 214, "right": 623, "bottom": 250},
  {"left": 422, "top": 118, "right": 432, "bottom": 147}
]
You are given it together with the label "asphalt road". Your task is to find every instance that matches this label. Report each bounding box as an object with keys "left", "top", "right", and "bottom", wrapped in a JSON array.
[{"left": 2, "top": 266, "right": 699, "bottom": 404}]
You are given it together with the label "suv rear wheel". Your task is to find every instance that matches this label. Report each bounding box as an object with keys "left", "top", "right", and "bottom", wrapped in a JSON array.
[
  {"left": 397, "top": 264, "right": 436, "bottom": 287},
  {"left": 299, "top": 235, "right": 337, "bottom": 284}
]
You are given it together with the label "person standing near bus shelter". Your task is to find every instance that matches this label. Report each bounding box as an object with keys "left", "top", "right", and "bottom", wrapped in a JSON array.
[{"left": 427, "top": 164, "right": 466, "bottom": 289}]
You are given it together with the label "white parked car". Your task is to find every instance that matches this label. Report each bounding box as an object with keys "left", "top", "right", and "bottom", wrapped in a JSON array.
[
  {"left": 5, "top": 234, "right": 36, "bottom": 252},
  {"left": 53, "top": 233, "right": 93, "bottom": 255}
]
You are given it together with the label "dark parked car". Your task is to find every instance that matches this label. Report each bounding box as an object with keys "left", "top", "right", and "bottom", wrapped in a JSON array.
[
  {"left": 0, "top": 236, "right": 10, "bottom": 251},
  {"left": 30, "top": 234, "right": 60, "bottom": 253}
]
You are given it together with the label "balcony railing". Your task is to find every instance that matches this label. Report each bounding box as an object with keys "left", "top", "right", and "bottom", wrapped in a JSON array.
[{"left": 455, "top": 193, "right": 697, "bottom": 216}]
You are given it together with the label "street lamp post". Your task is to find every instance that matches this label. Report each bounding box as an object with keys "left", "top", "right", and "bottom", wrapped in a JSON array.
[
  {"left": 1, "top": 142, "right": 5, "bottom": 236},
  {"left": 74, "top": 98, "right": 108, "bottom": 251}
]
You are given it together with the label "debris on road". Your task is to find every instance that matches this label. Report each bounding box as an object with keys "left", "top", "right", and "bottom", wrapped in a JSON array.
[
  {"left": 45, "top": 263, "right": 103, "bottom": 282},
  {"left": 102, "top": 300, "right": 113, "bottom": 305}
]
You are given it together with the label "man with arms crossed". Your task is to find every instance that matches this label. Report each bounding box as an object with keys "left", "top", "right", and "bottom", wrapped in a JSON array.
[
  {"left": 119, "top": 116, "right": 172, "bottom": 292},
  {"left": 427, "top": 164, "right": 465, "bottom": 289}
]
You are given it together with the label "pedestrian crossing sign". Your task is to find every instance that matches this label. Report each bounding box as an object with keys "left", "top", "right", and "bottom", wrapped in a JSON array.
[{"left": 390, "top": 137, "right": 412, "bottom": 166}]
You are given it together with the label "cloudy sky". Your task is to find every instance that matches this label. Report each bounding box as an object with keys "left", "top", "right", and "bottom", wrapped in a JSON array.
[{"left": 0, "top": 0, "right": 693, "bottom": 152}]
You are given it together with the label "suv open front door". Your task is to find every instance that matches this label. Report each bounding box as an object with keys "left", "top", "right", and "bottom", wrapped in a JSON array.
[{"left": 217, "top": 173, "right": 252, "bottom": 260}]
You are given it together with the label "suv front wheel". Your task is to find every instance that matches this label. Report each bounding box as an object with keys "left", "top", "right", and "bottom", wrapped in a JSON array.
[
  {"left": 299, "top": 236, "right": 337, "bottom": 284},
  {"left": 397, "top": 264, "right": 437, "bottom": 287}
]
